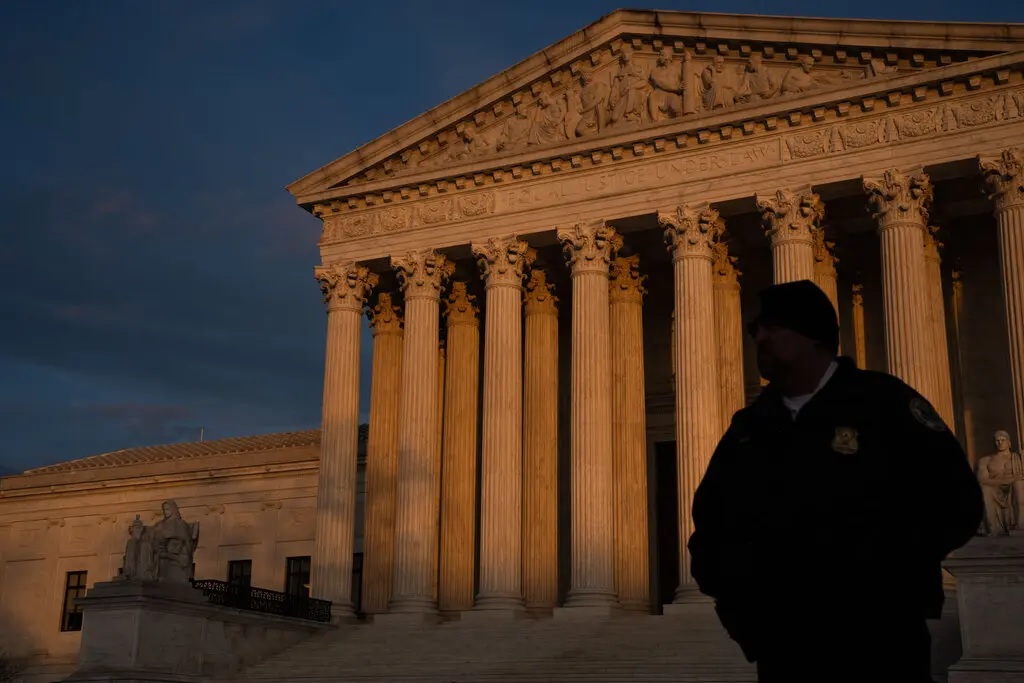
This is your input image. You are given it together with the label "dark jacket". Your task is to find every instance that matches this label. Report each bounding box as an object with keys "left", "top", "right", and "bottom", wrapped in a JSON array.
[{"left": 687, "top": 357, "right": 983, "bottom": 661}]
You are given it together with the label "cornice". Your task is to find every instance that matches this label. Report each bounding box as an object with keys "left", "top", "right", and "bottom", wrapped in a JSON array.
[{"left": 0, "top": 460, "right": 319, "bottom": 501}]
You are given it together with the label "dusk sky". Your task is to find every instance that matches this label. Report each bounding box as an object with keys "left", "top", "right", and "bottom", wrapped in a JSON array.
[{"left": 2, "top": 0, "right": 1022, "bottom": 473}]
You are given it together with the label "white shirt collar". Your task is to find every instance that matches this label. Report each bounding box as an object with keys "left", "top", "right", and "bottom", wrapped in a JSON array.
[{"left": 781, "top": 360, "right": 839, "bottom": 419}]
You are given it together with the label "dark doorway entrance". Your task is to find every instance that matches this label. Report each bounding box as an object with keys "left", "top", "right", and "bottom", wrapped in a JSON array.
[{"left": 653, "top": 441, "right": 679, "bottom": 608}]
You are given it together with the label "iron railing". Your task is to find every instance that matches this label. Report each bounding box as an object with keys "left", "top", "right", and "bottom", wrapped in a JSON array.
[{"left": 190, "top": 579, "right": 332, "bottom": 623}]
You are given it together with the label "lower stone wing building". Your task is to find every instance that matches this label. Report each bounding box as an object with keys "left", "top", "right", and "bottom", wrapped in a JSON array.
[
  {"left": 288, "top": 8, "right": 1024, "bottom": 624},
  {"left": 0, "top": 430, "right": 366, "bottom": 681}
]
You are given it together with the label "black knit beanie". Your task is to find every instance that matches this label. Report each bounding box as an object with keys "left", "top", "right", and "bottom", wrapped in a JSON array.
[{"left": 747, "top": 280, "right": 840, "bottom": 353}]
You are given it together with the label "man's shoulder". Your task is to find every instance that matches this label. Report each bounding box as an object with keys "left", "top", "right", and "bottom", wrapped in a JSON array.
[{"left": 837, "top": 363, "right": 921, "bottom": 402}]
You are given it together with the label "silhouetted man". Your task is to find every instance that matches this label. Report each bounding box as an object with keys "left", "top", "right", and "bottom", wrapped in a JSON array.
[{"left": 688, "top": 279, "right": 983, "bottom": 683}]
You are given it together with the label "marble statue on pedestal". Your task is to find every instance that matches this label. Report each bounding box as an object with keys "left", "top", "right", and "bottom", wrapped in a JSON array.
[
  {"left": 976, "top": 430, "right": 1024, "bottom": 536},
  {"left": 119, "top": 500, "right": 200, "bottom": 583}
]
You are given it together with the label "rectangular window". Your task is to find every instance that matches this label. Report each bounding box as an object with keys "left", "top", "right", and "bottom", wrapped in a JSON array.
[
  {"left": 284, "top": 556, "right": 310, "bottom": 598},
  {"left": 227, "top": 560, "right": 252, "bottom": 587},
  {"left": 60, "top": 571, "right": 87, "bottom": 632}
]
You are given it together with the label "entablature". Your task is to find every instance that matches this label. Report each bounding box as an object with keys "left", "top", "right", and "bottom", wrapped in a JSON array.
[{"left": 312, "top": 52, "right": 1024, "bottom": 258}]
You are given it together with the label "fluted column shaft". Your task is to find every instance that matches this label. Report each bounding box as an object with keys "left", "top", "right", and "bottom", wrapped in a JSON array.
[
  {"left": 311, "top": 263, "right": 378, "bottom": 616},
  {"left": 558, "top": 221, "right": 621, "bottom": 608},
  {"left": 659, "top": 206, "right": 723, "bottom": 601},
  {"left": 523, "top": 270, "right": 559, "bottom": 611},
  {"left": 473, "top": 237, "right": 533, "bottom": 610},
  {"left": 389, "top": 250, "right": 452, "bottom": 614},
  {"left": 757, "top": 187, "right": 824, "bottom": 285},
  {"left": 438, "top": 283, "right": 480, "bottom": 613},
  {"left": 432, "top": 342, "right": 445, "bottom": 602},
  {"left": 982, "top": 148, "right": 1024, "bottom": 445},
  {"left": 712, "top": 243, "right": 744, "bottom": 432},
  {"left": 812, "top": 231, "right": 840, "bottom": 315},
  {"left": 609, "top": 256, "right": 650, "bottom": 613},
  {"left": 852, "top": 284, "right": 867, "bottom": 370},
  {"left": 362, "top": 293, "right": 403, "bottom": 614},
  {"left": 864, "top": 169, "right": 934, "bottom": 399},
  {"left": 923, "top": 228, "right": 956, "bottom": 431}
]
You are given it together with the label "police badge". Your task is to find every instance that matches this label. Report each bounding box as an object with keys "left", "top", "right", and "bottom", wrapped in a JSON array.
[
  {"left": 909, "top": 397, "right": 946, "bottom": 432},
  {"left": 831, "top": 426, "right": 859, "bottom": 455}
]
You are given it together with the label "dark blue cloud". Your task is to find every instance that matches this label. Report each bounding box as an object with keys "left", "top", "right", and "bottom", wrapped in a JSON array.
[{"left": 2, "top": 0, "right": 1022, "bottom": 471}]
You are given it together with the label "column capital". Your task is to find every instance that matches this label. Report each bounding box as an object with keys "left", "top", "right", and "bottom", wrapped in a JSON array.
[
  {"left": 392, "top": 250, "right": 454, "bottom": 301},
  {"left": 756, "top": 187, "right": 824, "bottom": 245},
  {"left": 659, "top": 204, "right": 724, "bottom": 261},
  {"left": 444, "top": 281, "right": 479, "bottom": 327},
  {"left": 980, "top": 147, "right": 1024, "bottom": 212},
  {"left": 851, "top": 283, "right": 864, "bottom": 307},
  {"left": 609, "top": 255, "right": 647, "bottom": 304},
  {"left": 557, "top": 221, "right": 622, "bottom": 275},
  {"left": 812, "top": 229, "right": 838, "bottom": 276},
  {"left": 524, "top": 269, "right": 558, "bottom": 316},
  {"left": 368, "top": 292, "right": 403, "bottom": 336},
  {"left": 712, "top": 241, "right": 741, "bottom": 289},
  {"left": 952, "top": 268, "right": 964, "bottom": 296},
  {"left": 863, "top": 168, "right": 933, "bottom": 230},
  {"left": 314, "top": 262, "right": 378, "bottom": 313},
  {"left": 472, "top": 236, "right": 535, "bottom": 288}
]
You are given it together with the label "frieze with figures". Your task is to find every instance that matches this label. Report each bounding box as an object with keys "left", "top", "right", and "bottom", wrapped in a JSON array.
[
  {"left": 336, "top": 38, "right": 959, "bottom": 190},
  {"left": 319, "top": 83, "right": 1024, "bottom": 245}
]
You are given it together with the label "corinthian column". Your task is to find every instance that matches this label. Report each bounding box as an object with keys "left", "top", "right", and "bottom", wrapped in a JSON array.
[
  {"left": 712, "top": 242, "right": 744, "bottom": 433},
  {"left": 523, "top": 269, "right": 559, "bottom": 612},
  {"left": 389, "top": 250, "right": 452, "bottom": 615},
  {"left": 362, "top": 292, "right": 403, "bottom": 614},
  {"left": 923, "top": 227, "right": 955, "bottom": 431},
  {"left": 981, "top": 147, "right": 1024, "bottom": 445},
  {"left": 658, "top": 205, "right": 723, "bottom": 603},
  {"left": 812, "top": 230, "right": 840, "bottom": 314},
  {"left": 557, "top": 221, "right": 621, "bottom": 609},
  {"left": 757, "top": 187, "right": 824, "bottom": 285},
  {"left": 609, "top": 255, "right": 650, "bottom": 613},
  {"left": 472, "top": 236, "right": 534, "bottom": 612},
  {"left": 438, "top": 283, "right": 480, "bottom": 614},
  {"left": 864, "top": 168, "right": 934, "bottom": 399},
  {"left": 311, "top": 262, "right": 378, "bottom": 617},
  {"left": 851, "top": 284, "right": 867, "bottom": 370}
]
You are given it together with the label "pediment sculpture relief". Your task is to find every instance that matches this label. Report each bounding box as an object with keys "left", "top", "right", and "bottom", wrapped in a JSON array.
[
  {"left": 118, "top": 500, "right": 200, "bottom": 583},
  {"left": 343, "top": 40, "right": 909, "bottom": 188}
]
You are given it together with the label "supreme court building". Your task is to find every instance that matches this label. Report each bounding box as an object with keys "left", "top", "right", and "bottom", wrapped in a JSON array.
[{"left": 287, "top": 9, "right": 1024, "bottom": 621}]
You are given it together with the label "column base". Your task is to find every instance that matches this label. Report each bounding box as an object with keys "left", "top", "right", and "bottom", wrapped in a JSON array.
[
  {"left": 473, "top": 593, "right": 525, "bottom": 611},
  {"left": 672, "top": 585, "right": 712, "bottom": 605},
  {"left": 329, "top": 602, "right": 358, "bottom": 624},
  {"left": 563, "top": 588, "right": 617, "bottom": 609}
]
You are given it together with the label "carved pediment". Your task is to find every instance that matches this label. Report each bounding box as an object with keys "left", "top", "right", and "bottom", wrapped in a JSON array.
[{"left": 288, "top": 11, "right": 1024, "bottom": 203}]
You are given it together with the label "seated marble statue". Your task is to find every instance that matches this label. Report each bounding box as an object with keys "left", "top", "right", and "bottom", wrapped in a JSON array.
[
  {"left": 976, "top": 430, "right": 1024, "bottom": 535},
  {"left": 120, "top": 500, "right": 199, "bottom": 583}
]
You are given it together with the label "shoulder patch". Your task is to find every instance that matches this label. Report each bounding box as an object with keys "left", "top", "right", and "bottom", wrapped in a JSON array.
[{"left": 909, "top": 396, "right": 946, "bottom": 432}]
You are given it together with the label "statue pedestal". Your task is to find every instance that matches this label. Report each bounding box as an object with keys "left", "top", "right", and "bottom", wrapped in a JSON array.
[
  {"left": 63, "top": 579, "right": 209, "bottom": 683},
  {"left": 943, "top": 533, "right": 1024, "bottom": 683}
]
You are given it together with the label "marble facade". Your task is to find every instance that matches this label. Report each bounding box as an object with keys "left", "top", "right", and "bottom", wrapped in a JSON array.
[{"left": 288, "top": 10, "right": 1024, "bottom": 621}]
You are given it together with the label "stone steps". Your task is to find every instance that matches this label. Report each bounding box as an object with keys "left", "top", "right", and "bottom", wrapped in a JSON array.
[{"left": 210, "top": 607, "right": 757, "bottom": 683}]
